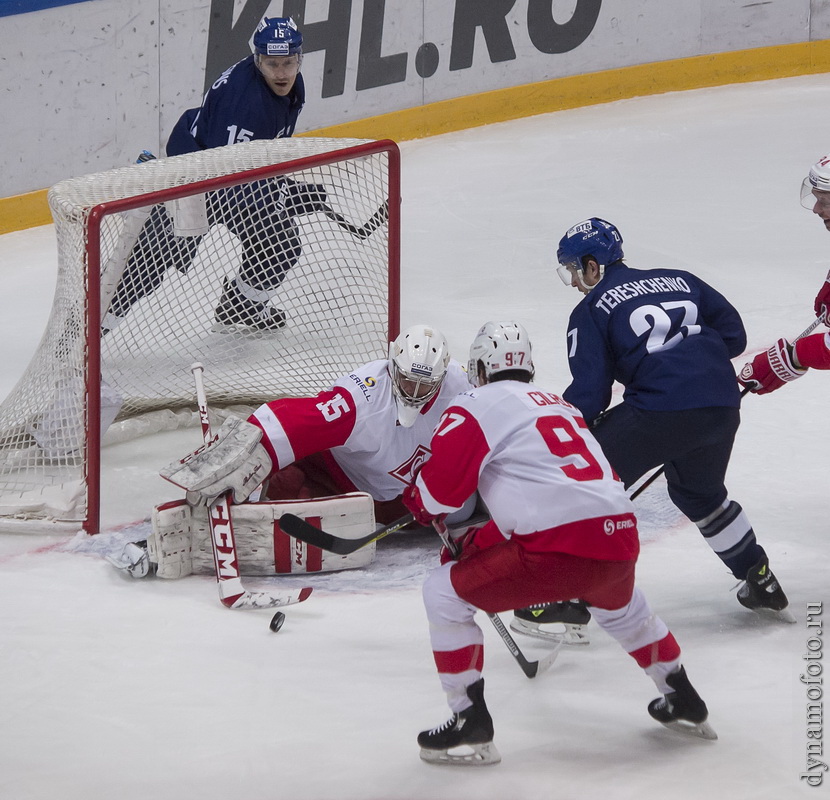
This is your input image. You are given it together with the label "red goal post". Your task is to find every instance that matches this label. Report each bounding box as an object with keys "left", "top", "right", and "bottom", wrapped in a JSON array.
[{"left": 0, "top": 138, "right": 400, "bottom": 533}]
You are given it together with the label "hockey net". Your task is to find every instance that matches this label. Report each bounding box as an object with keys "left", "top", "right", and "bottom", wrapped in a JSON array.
[{"left": 0, "top": 138, "right": 400, "bottom": 533}]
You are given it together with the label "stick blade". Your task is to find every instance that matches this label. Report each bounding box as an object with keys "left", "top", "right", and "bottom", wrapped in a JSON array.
[
  {"left": 217, "top": 577, "right": 313, "bottom": 610},
  {"left": 279, "top": 513, "right": 373, "bottom": 555},
  {"left": 226, "top": 586, "right": 314, "bottom": 610}
]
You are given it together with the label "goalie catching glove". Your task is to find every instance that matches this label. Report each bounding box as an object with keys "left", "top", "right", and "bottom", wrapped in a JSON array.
[
  {"left": 160, "top": 416, "right": 272, "bottom": 505},
  {"left": 738, "top": 338, "right": 807, "bottom": 395}
]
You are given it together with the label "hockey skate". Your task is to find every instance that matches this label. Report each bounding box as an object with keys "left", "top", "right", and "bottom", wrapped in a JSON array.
[
  {"left": 648, "top": 666, "right": 717, "bottom": 740},
  {"left": 418, "top": 679, "right": 501, "bottom": 766},
  {"left": 106, "top": 540, "right": 154, "bottom": 578},
  {"left": 510, "top": 601, "right": 591, "bottom": 646},
  {"left": 213, "top": 277, "right": 286, "bottom": 333},
  {"left": 737, "top": 555, "right": 796, "bottom": 623}
]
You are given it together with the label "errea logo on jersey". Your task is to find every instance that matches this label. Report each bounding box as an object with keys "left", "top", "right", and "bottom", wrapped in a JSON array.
[{"left": 604, "top": 517, "right": 635, "bottom": 535}]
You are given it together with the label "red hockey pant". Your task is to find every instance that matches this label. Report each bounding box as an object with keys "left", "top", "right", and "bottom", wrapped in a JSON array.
[{"left": 423, "top": 539, "right": 681, "bottom": 711}]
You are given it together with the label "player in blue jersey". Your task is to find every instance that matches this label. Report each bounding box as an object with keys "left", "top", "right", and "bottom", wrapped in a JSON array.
[
  {"left": 552, "top": 217, "right": 790, "bottom": 620},
  {"left": 104, "top": 17, "right": 330, "bottom": 334}
]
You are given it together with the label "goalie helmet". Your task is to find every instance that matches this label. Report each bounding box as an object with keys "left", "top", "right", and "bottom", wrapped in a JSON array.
[
  {"left": 388, "top": 325, "right": 450, "bottom": 428},
  {"left": 468, "top": 321, "right": 535, "bottom": 387},
  {"left": 253, "top": 17, "right": 303, "bottom": 57},
  {"left": 800, "top": 154, "right": 830, "bottom": 209},
  {"left": 556, "top": 218, "right": 623, "bottom": 289}
]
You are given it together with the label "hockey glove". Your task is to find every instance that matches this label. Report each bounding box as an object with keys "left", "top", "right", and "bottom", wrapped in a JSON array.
[
  {"left": 738, "top": 338, "right": 807, "bottom": 395},
  {"left": 160, "top": 416, "right": 272, "bottom": 505},
  {"left": 402, "top": 482, "right": 445, "bottom": 528},
  {"left": 439, "top": 519, "right": 503, "bottom": 564},
  {"left": 815, "top": 269, "right": 830, "bottom": 326}
]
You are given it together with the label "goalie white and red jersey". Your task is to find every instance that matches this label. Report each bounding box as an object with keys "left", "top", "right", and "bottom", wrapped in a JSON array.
[
  {"left": 249, "top": 358, "right": 470, "bottom": 506},
  {"left": 413, "top": 380, "right": 639, "bottom": 561}
]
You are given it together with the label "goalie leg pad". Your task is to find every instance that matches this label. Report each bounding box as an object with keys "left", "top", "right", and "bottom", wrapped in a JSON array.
[
  {"left": 149, "top": 499, "right": 194, "bottom": 579},
  {"left": 196, "top": 494, "right": 376, "bottom": 575},
  {"left": 151, "top": 493, "right": 377, "bottom": 577}
]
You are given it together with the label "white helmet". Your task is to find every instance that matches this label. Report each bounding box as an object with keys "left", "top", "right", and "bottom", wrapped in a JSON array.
[
  {"left": 468, "top": 321, "right": 534, "bottom": 387},
  {"left": 800, "top": 154, "right": 830, "bottom": 209},
  {"left": 388, "top": 325, "right": 450, "bottom": 427}
]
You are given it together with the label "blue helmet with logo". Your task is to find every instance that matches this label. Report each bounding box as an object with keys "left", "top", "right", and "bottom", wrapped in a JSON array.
[
  {"left": 557, "top": 218, "right": 624, "bottom": 272},
  {"left": 253, "top": 17, "right": 303, "bottom": 57}
]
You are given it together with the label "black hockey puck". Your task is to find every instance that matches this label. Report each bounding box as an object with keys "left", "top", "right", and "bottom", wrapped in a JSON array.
[{"left": 269, "top": 611, "right": 286, "bottom": 632}]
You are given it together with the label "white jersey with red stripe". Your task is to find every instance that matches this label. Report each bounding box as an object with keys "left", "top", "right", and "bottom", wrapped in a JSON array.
[
  {"left": 414, "top": 379, "right": 638, "bottom": 560},
  {"left": 250, "top": 359, "right": 470, "bottom": 501}
]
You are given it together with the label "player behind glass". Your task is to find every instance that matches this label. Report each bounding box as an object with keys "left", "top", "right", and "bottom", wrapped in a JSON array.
[
  {"left": 402, "top": 321, "right": 715, "bottom": 766},
  {"left": 554, "top": 218, "right": 791, "bottom": 621},
  {"left": 103, "top": 17, "right": 330, "bottom": 335},
  {"left": 739, "top": 153, "right": 830, "bottom": 392}
]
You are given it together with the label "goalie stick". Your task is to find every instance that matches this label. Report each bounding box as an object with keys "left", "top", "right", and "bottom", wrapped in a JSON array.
[
  {"left": 280, "top": 510, "right": 560, "bottom": 678},
  {"left": 322, "top": 200, "right": 389, "bottom": 240},
  {"left": 628, "top": 315, "right": 826, "bottom": 503},
  {"left": 191, "top": 363, "right": 313, "bottom": 610}
]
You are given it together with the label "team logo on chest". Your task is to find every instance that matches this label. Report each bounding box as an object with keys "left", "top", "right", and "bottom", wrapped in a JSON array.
[{"left": 389, "top": 444, "right": 431, "bottom": 485}]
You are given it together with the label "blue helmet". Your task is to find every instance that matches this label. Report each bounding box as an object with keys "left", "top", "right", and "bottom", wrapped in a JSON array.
[
  {"left": 253, "top": 17, "right": 303, "bottom": 57},
  {"left": 556, "top": 218, "right": 624, "bottom": 272}
]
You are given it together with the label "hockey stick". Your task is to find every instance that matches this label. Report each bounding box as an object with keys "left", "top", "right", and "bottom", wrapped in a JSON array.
[
  {"left": 191, "top": 363, "right": 313, "bottom": 610},
  {"left": 486, "top": 610, "right": 561, "bottom": 678},
  {"left": 281, "top": 509, "right": 559, "bottom": 677},
  {"left": 322, "top": 200, "right": 389, "bottom": 240},
  {"left": 99, "top": 207, "right": 154, "bottom": 319},
  {"left": 628, "top": 315, "right": 825, "bottom": 502},
  {"left": 432, "top": 520, "right": 562, "bottom": 680},
  {"left": 280, "top": 511, "right": 416, "bottom": 555},
  {"left": 279, "top": 510, "right": 492, "bottom": 556}
]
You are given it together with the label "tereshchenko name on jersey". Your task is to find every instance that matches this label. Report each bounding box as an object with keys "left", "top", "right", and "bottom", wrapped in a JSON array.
[{"left": 594, "top": 276, "right": 692, "bottom": 314}]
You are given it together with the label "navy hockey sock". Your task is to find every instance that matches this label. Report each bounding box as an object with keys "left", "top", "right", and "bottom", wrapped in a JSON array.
[{"left": 696, "top": 500, "right": 763, "bottom": 579}]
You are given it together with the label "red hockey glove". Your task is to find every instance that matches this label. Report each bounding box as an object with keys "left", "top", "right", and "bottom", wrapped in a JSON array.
[
  {"left": 439, "top": 520, "right": 503, "bottom": 564},
  {"left": 402, "top": 482, "right": 444, "bottom": 528},
  {"left": 815, "top": 270, "right": 830, "bottom": 326},
  {"left": 738, "top": 338, "right": 807, "bottom": 395}
]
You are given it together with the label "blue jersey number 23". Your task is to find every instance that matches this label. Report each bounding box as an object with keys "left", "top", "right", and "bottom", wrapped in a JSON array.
[{"left": 629, "top": 301, "right": 701, "bottom": 353}]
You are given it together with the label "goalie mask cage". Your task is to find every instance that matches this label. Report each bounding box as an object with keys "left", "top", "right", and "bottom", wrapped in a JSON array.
[{"left": 0, "top": 138, "right": 400, "bottom": 533}]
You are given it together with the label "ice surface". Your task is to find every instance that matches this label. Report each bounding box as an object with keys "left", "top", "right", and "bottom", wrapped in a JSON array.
[{"left": 1, "top": 75, "right": 828, "bottom": 799}]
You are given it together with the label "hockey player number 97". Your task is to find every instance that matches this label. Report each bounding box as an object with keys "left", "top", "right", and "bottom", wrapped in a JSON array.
[{"left": 535, "top": 414, "right": 605, "bottom": 482}]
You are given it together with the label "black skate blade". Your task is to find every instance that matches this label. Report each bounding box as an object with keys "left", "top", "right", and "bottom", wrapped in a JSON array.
[
  {"left": 419, "top": 741, "right": 502, "bottom": 766},
  {"left": 657, "top": 718, "right": 718, "bottom": 741},
  {"left": 509, "top": 618, "right": 590, "bottom": 646}
]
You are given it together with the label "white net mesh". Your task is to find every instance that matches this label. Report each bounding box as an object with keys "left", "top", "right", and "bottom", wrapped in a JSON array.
[{"left": 0, "top": 138, "right": 398, "bottom": 530}]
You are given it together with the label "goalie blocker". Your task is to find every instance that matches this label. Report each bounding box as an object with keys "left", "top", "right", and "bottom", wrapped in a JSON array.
[{"left": 148, "top": 493, "right": 376, "bottom": 579}]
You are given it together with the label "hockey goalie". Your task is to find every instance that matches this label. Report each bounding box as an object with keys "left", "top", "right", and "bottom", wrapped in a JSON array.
[{"left": 115, "top": 324, "right": 470, "bottom": 581}]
